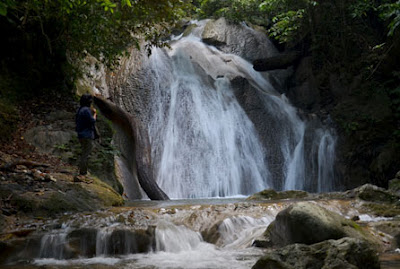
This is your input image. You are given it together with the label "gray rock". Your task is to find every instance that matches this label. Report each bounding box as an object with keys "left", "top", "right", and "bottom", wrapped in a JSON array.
[
  {"left": 24, "top": 126, "right": 75, "bottom": 154},
  {"left": 252, "top": 237, "right": 380, "bottom": 269},
  {"left": 354, "top": 184, "right": 399, "bottom": 204},
  {"left": 202, "top": 18, "right": 278, "bottom": 62},
  {"left": 24, "top": 111, "right": 76, "bottom": 154},
  {"left": 266, "top": 202, "right": 376, "bottom": 247}
]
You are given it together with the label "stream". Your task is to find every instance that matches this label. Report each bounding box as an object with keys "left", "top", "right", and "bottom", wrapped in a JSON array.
[{"left": 3, "top": 198, "right": 400, "bottom": 269}]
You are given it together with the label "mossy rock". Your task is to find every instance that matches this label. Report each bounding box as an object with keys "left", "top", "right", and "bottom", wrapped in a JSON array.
[
  {"left": 355, "top": 184, "right": 399, "bottom": 204},
  {"left": 89, "top": 176, "right": 124, "bottom": 207},
  {"left": 265, "top": 202, "right": 380, "bottom": 248},
  {"left": 389, "top": 178, "right": 400, "bottom": 194},
  {"left": 3, "top": 173, "right": 123, "bottom": 218},
  {"left": 247, "top": 189, "right": 309, "bottom": 200},
  {"left": 252, "top": 237, "right": 380, "bottom": 269},
  {"left": 183, "top": 23, "right": 199, "bottom": 37},
  {"left": 362, "top": 203, "right": 400, "bottom": 217}
]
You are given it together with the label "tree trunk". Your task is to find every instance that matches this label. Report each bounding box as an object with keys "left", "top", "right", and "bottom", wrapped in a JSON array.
[{"left": 93, "top": 96, "right": 169, "bottom": 200}]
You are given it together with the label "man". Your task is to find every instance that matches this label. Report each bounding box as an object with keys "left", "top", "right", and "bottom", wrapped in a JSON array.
[{"left": 75, "top": 94, "right": 97, "bottom": 177}]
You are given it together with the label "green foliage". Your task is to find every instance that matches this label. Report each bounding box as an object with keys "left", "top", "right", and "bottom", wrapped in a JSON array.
[
  {"left": 379, "top": 1, "right": 400, "bottom": 36},
  {"left": 268, "top": 9, "right": 305, "bottom": 43},
  {"left": 259, "top": 0, "right": 316, "bottom": 43},
  {"left": 2, "top": 0, "right": 192, "bottom": 67},
  {"left": 195, "top": 0, "right": 267, "bottom": 25},
  {"left": 0, "top": 0, "right": 16, "bottom": 16},
  {"left": 351, "top": 0, "right": 400, "bottom": 36}
]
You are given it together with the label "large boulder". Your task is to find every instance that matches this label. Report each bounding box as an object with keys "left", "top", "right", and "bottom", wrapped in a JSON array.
[
  {"left": 201, "top": 18, "right": 278, "bottom": 62},
  {"left": 252, "top": 237, "right": 380, "bottom": 269},
  {"left": 23, "top": 111, "right": 76, "bottom": 154},
  {"left": 352, "top": 184, "right": 400, "bottom": 204},
  {"left": 266, "top": 202, "right": 376, "bottom": 247}
]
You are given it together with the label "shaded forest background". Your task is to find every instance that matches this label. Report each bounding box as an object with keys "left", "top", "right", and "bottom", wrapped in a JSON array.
[{"left": 0, "top": 0, "right": 399, "bottom": 188}]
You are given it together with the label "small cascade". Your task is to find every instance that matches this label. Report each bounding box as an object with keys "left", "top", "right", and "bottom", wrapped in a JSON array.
[
  {"left": 96, "top": 229, "right": 149, "bottom": 256},
  {"left": 135, "top": 217, "right": 269, "bottom": 269},
  {"left": 32, "top": 202, "right": 279, "bottom": 268},
  {"left": 217, "top": 216, "right": 273, "bottom": 249},
  {"left": 155, "top": 220, "right": 203, "bottom": 252},
  {"left": 39, "top": 232, "right": 69, "bottom": 259}
]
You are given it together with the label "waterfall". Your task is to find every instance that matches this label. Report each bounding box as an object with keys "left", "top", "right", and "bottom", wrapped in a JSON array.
[
  {"left": 148, "top": 39, "right": 270, "bottom": 199},
  {"left": 317, "top": 129, "right": 337, "bottom": 192},
  {"left": 135, "top": 25, "right": 336, "bottom": 198}
]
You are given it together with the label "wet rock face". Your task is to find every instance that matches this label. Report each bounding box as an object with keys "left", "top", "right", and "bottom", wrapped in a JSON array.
[
  {"left": 101, "top": 229, "right": 154, "bottom": 255},
  {"left": 66, "top": 227, "right": 155, "bottom": 257},
  {"left": 67, "top": 228, "right": 98, "bottom": 257},
  {"left": 252, "top": 237, "right": 380, "bottom": 269},
  {"left": 265, "top": 202, "right": 372, "bottom": 247}
]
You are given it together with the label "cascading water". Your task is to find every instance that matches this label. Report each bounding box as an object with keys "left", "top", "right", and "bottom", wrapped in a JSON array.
[
  {"left": 148, "top": 44, "right": 270, "bottom": 198},
  {"left": 142, "top": 22, "right": 336, "bottom": 198}
]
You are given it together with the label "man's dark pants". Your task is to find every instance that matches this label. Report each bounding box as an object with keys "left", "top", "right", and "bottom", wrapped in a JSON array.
[{"left": 79, "top": 138, "right": 93, "bottom": 175}]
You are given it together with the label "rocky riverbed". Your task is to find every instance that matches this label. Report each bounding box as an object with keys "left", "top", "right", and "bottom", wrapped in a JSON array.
[{"left": 1, "top": 186, "right": 400, "bottom": 268}]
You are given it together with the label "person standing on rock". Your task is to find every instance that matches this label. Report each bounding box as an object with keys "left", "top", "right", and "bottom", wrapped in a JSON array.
[{"left": 75, "top": 94, "right": 97, "bottom": 178}]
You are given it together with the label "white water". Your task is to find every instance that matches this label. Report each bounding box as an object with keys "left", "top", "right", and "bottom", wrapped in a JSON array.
[
  {"left": 39, "top": 232, "right": 68, "bottom": 259},
  {"left": 148, "top": 38, "right": 270, "bottom": 198},
  {"left": 30, "top": 199, "right": 396, "bottom": 269},
  {"left": 33, "top": 202, "right": 277, "bottom": 269},
  {"left": 143, "top": 26, "right": 336, "bottom": 198}
]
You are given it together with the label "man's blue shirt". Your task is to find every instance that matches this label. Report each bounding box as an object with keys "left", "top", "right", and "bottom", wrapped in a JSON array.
[{"left": 76, "top": 106, "right": 96, "bottom": 139}]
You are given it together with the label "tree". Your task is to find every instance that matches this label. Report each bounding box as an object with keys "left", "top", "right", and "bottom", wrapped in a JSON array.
[{"left": 1, "top": 0, "right": 192, "bottom": 67}]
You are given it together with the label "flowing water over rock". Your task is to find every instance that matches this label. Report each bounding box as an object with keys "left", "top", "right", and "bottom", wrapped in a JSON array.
[
  {"left": 137, "top": 22, "right": 337, "bottom": 198},
  {"left": 4, "top": 198, "right": 399, "bottom": 269}
]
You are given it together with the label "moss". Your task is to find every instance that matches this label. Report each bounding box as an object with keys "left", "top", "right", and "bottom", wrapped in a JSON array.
[
  {"left": 37, "top": 192, "right": 84, "bottom": 216},
  {"left": 183, "top": 24, "right": 199, "bottom": 37},
  {"left": 248, "top": 189, "right": 309, "bottom": 200},
  {"left": 357, "top": 188, "right": 399, "bottom": 204},
  {"left": 75, "top": 80, "right": 94, "bottom": 96},
  {"left": 362, "top": 203, "right": 400, "bottom": 217},
  {"left": 90, "top": 179, "right": 124, "bottom": 207}
]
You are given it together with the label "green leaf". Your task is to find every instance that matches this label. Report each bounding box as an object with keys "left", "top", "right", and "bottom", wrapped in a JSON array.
[{"left": 0, "top": 3, "right": 7, "bottom": 16}]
